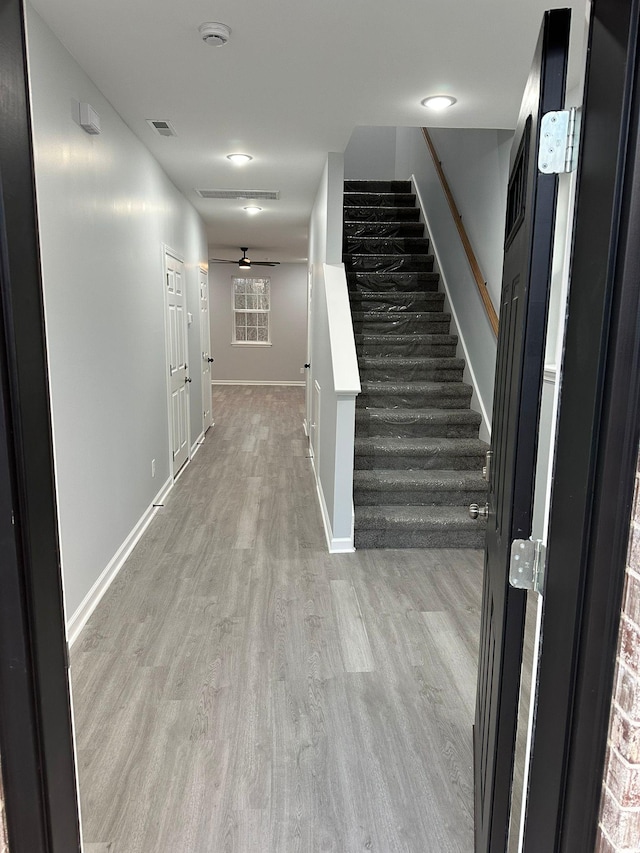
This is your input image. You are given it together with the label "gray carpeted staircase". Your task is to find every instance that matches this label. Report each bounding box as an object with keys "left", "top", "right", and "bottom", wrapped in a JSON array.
[{"left": 344, "top": 179, "right": 488, "bottom": 549}]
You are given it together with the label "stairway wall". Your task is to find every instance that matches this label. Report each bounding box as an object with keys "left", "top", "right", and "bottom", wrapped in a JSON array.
[{"left": 394, "top": 126, "right": 505, "bottom": 433}]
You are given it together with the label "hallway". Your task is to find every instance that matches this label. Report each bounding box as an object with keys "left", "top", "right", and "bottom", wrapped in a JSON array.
[{"left": 72, "top": 386, "right": 482, "bottom": 852}]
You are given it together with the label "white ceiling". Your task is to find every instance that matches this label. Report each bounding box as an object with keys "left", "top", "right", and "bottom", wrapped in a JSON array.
[{"left": 29, "top": 0, "right": 589, "bottom": 262}]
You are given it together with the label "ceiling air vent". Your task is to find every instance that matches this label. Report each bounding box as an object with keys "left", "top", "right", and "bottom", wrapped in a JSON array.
[
  {"left": 147, "top": 119, "right": 177, "bottom": 137},
  {"left": 195, "top": 189, "right": 280, "bottom": 200}
]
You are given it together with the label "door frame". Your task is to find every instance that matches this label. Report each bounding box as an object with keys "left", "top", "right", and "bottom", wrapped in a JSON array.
[
  {"left": 524, "top": 0, "right": 640, "bottom": 849},
  {"left": 0, "top": 0, "right": 81, "bottom": 849},
  {"left": 162, "top": 246, "right": 190, "bottom": 479}
]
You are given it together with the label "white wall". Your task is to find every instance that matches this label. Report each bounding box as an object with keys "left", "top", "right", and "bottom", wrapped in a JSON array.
[
  {"left": 307, "top": 154, "right": 359, "bottom": 551},
  {"left": 26, "top": 5, "right": 208, "bottom": 626},
  {"left": 344, "top": 126, "right": 398, "bottom": 180},
  {"left": 394, "top": 125, "right": 508, "bottom": 432},
  {"left": 209, "top": 263, "right": 307, "bottom": 384}
]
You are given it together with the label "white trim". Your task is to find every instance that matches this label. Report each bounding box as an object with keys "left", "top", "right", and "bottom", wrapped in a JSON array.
[
  {"left": 309, "top": 454, "right": 356, "bottom": 553},
  {"left": 231, "top": 342, "right": 272, "bottom": 347},
  {"left": 303, "top": 418, "right": 309, "bottom": 436},
  {"left": 191, "top": 430, "right": 205, "bottom": 458},
  {"left": 212, "top": 379, "right": 305, "bottom": 386},
  {"left": 67, "top": 477, "right": 173, "bottom": 647},
  {"left": 544, "top": 364, "right": 558, "bottom": 383},
  {"left": 410, "top": 175, "right": 492, "bottom": 438}
]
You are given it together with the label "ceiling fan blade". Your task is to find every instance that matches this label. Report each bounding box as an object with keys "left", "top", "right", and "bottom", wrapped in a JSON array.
[
  {"left": 250, "top": 261, "right": 280, "bottom": 267},
  {"left": 209, "top": 258, "right": 236, "bottom": 263}
]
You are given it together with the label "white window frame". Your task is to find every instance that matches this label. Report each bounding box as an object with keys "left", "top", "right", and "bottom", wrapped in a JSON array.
[{"left": 231, "top": 275, "right": 272, "bottom": 346}]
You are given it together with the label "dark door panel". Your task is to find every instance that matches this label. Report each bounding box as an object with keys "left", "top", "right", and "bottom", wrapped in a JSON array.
[{"left": 474, "top": 10, "right": 571, "bottom": 852}]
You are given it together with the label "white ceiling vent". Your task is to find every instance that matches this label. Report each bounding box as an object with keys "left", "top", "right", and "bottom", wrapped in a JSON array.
[
  {"left": 146, "top": 119, "right": 177, "bottom": 137},
  {"left": 195, "top": 189, "right": 280, "bottom": 200}
]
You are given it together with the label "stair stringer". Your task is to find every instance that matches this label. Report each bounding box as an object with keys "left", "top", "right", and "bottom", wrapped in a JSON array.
[{"left": 410, "top": 174, "right": 492, "bottom": 443}]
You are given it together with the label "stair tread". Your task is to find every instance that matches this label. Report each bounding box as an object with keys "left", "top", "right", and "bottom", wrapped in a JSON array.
[
  {"left": 352, "top": 312, "right": 449, "bottom": 320},
  {"left": 357, "top": 333, "right": 457, "bottom": 342},
  {"left": 350, "top": 292, "right": 443, "bottom": 300},
  {"left": 360, "top": 379, "right": 470, "bottom": 391},
  {"left": 355, "top": 436, "right": 489, "bottom": 454},
  {"left": 357, "top": 406, "right": 480, "bottom": 419},
  {"left": 359, "top": 356, "right": 464, "bottom": 367},
  {"left": 354, "top": 469, "right": 487, "bottom": 487},
  {"left": 355, "top": 505, "right": 487, "bottom": 530}
]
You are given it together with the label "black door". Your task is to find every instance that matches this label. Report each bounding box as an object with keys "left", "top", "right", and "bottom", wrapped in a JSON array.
[{"left": 474, "top": 10, "right": 570, "bottom": 852}]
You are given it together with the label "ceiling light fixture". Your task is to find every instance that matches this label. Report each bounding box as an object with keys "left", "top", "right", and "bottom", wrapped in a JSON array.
[
  {"left": 244, "top": 205, "right": 262, "bottom": 215},
  {"left": 227, "top": 153, "right": 253, "bottom": 165},
  {"left": 198, "top": 22, "right": 231, "bottom": 46},
  {"left": 421, "top": 95, "right": 457, "bottom": 111}
]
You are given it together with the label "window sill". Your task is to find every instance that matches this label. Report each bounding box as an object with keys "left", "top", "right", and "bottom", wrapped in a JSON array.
[{"left": 231, "top": 341, "right": 272, "bottom": 347}]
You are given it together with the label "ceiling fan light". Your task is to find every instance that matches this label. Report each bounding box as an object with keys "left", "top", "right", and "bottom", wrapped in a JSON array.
[
  {"left": 227, "top": 153, "right": 253, "bottom": 165},
  {"left": 244, "top": 205, "right": 262, "bottom": 214},
  {"left": 421, "top": 95, "right": 457, "bottom": 111}
]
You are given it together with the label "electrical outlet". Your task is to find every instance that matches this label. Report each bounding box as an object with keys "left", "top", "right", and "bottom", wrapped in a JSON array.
[
  {"left": 151, "top": 459, "right": 156, "bottom": 478},
  {"left": 300, "top": 367, "right": 305, "bottom": 374}
]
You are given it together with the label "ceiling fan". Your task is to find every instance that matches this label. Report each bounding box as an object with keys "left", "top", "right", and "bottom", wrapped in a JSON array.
[{"left": 209, "top": 247, "right": 280, "bottom": 270}]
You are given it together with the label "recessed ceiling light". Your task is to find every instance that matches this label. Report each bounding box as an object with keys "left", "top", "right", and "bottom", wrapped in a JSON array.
[
  {"left": 244, "top": 206, "right": 262, "bottom": 214},
  {"left": 421, "top": 95, "right": 457, "bottom": 111},
  {"left": 227, "top": 153, "right": 253, "bottom": 165}
]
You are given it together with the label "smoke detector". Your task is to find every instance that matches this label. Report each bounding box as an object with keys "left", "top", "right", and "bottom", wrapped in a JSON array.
[{"left": 198, "top": 23, "right": 231, "bottom": 46}]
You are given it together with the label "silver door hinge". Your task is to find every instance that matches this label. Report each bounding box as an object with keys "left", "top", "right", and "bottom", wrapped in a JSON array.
[
  {"left": 538, "top": 107, "right": 581, "bottom": 174},
  {"left": 509, "top": 539, "right": 546, "bottom": 595}
]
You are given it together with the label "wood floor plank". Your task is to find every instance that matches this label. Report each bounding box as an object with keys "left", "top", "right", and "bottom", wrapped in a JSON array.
[
  {"left": 72, "top": 386, "right": 482, "bottom": 852},
  {"left": 330, "top": 579, "right": 375, "bottom": 673}
]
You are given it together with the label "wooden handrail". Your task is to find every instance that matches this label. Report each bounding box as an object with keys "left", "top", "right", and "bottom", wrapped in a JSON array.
[{"left": 421, "top": 128, "right": 499, "bottom": 337}]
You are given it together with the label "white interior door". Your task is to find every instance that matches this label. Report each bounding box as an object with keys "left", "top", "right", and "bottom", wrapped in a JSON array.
[
  {"left": 165, "top": 251, "right": 189, "bottom": 473},
  {"left": 200, "top": 267, "right": 213, "bottom": 432}
]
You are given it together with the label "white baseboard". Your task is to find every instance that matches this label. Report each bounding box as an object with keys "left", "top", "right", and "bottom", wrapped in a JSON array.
[
  {"left": 67, "top": 477, "right": 173, "bottom": 647},
  {"left": 212, "top": 379, "right": 305, "bottom": 386},
  {"left": 309, "top": 455, "right": 355, "bottom": 553},
  {"left": 411, "top": 174, "right": 492, "bottom": 440},
  {"left": 191, "top": 431, "right": 205, "bottom": 457}
]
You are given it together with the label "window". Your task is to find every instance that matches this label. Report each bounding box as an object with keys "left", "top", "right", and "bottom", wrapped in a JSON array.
[{"left": 232, "top": 276, "right": 271, "bottom": 345}]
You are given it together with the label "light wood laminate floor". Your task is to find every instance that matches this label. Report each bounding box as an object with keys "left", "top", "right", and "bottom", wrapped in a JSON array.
[{"left": 72, "top": 386, "right": 482, "bottom": 853}]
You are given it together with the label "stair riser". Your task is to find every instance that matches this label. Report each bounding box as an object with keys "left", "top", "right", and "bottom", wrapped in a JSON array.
[
  {"left": 354, "top": 488, "right": 488, "bottom": 507},
  {"left": 349, "top": 279, "right": 440, "bottom": 294},
  {"left": 355, "top": 419, "right": 480, "bottom": 438},
  {"left": 350, "top": 295, "right": 445, "bottom": 312},
  {"left": 355, "top": 338, "right": 457, "bottom": 357},
  {"left": 344, "top": 222, "right": 425, "bottom": 238},
  {"left": 344, "top": 180, "right": 412, "bottom": 193},
  {"left": 344, "top": 193, "right": 416, "bottom": 207},
  {"left": 354, "top": 529, "right": 486, "bottom": 549},
  {"left": 360, "top": 365, "right": 464, "bottom": 382},
  {"left": 346, "top": 256, "right": 434, "bottom": 273},
  {"left": 354, "top": 454, "right": 485, "bottom": 471},
  {"left": 352, "top": 317, "right": 449, "bottom": 335},
  {"left": 358, "top": 391, "right": 471, "bottom": 409},
  {"left": 344, "top": 237, "right": 430, "bottom": 254},
  {"left": 344, "top": 207, "right": 421, "bottom": 223}
]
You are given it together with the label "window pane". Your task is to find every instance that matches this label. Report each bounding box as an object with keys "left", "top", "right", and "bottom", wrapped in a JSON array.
[
  {"left": 234, "top": 294, "right": 246, "bottom": 310},
  {"left": 246, "top": 312, "right": 258, "bottom": 328},
  {"left": 257, "top": 313, "right": 267, "bottom": 327},
  {"left": 257, "top": 327, "right": 268, "bottom": 342},
  {"left": 247, "top": 327, "right": 258, "bottom": 341},
  {"left": 235, "top": 326, "right": 247, "bottom": 342}
]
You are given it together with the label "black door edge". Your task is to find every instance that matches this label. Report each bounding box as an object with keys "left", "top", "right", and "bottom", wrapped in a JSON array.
[
  {"left": 0, "top": 1, "right": 81, "bottom": 850},
  {"left": 523, "top": 0, "right": 640, "bottom": 849}
]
